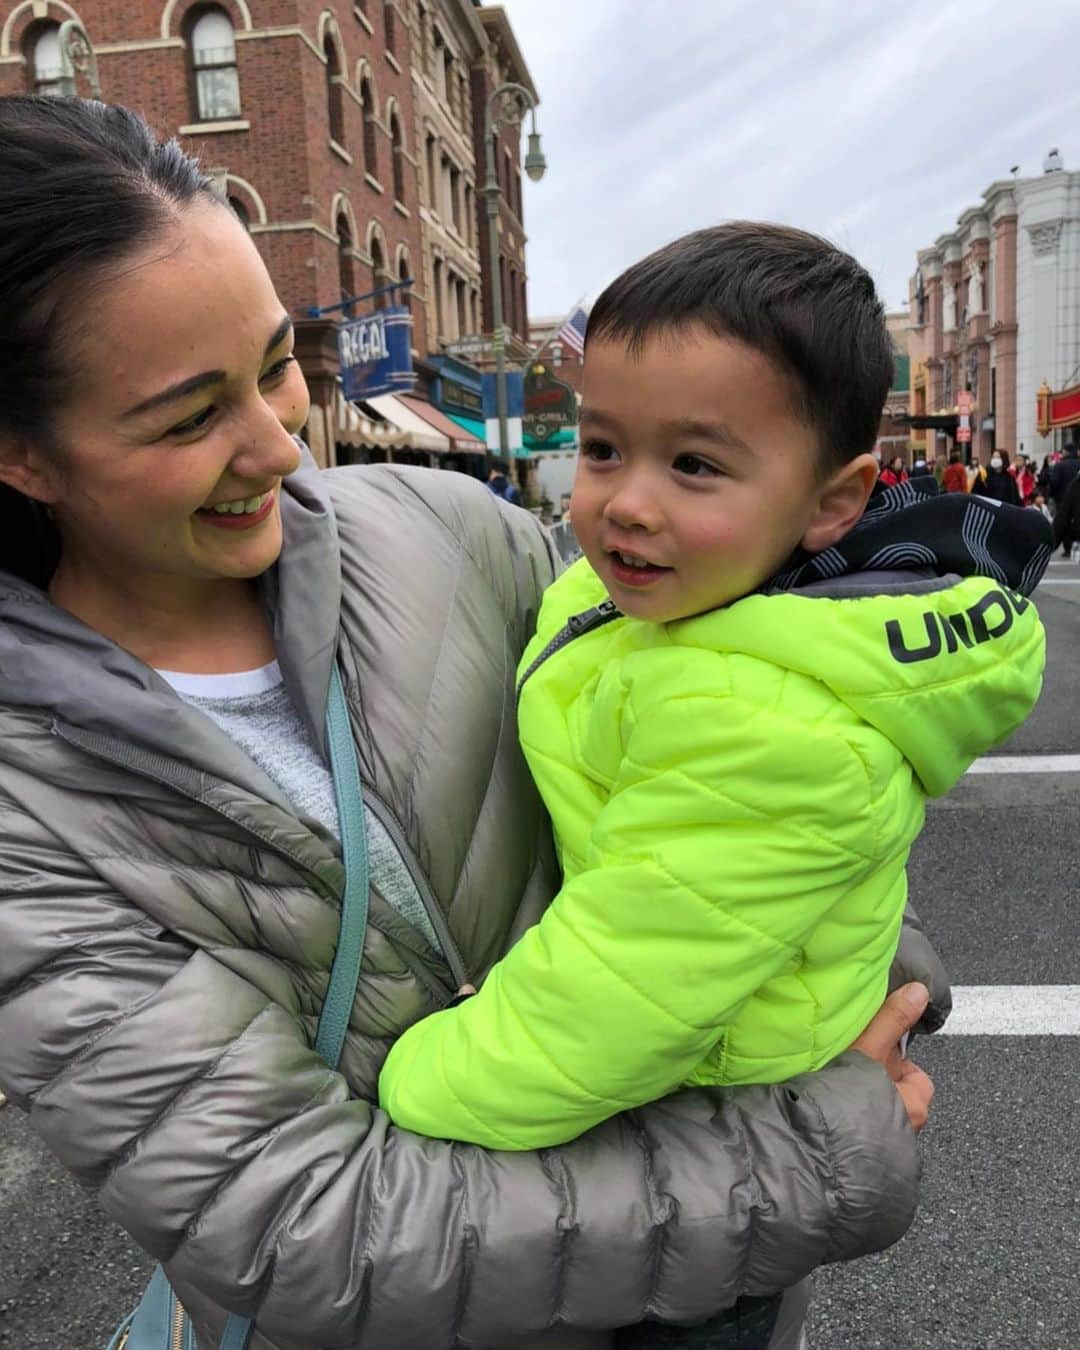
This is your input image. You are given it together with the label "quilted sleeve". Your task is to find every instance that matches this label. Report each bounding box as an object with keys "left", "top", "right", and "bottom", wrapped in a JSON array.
[
  {"left": 379, "top": 662, "right": 891, "bottom": 1150},
  {"left": 0, "top": 786, "right": 918, "bottom": 1348}
]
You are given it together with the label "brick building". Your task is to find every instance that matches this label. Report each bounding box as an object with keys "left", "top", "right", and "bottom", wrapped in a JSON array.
[
  {"left": 906, "top": 151, "right": 1080, "bottom": 469},
  {"left": 0, "top": 0, "right": 538, "bottom": 467}
]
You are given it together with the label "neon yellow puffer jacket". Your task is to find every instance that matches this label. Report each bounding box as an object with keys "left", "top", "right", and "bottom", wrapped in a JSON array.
[{"left": 379, "top": 560, "right": 1045, "bottom": 1149}]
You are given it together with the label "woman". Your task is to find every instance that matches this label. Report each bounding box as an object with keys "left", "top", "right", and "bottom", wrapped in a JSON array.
[
  {"left": 0, "top": 98, "right": 938, "bottom": 1350},
  {"left": 1010, "top": 453, "right": 1036, "bottom": 505},
  {"left": 878, "top": 455, "right": 908, "bottom": 488},
  {"left": 974, "top": 450, "right": 1021, "bottom": 506}
]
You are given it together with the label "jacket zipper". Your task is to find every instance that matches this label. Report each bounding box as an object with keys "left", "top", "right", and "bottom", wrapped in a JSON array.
[
  {"left": 170, "top": 1293, "right": 187, "bottom": 1350},
  {"left": 52, "top": 724, "right": 465, "bottom": 996},
  {"left": 515, "top": 600, "right": 621, "bottom": 706},
  {"left": 362, "top": 789, "right": 469, "bottom": 988}
]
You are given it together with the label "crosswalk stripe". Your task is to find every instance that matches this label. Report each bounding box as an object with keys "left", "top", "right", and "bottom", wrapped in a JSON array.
[
  {"left": 938, "top": 986, "right": 1080, "bottom": 1035},
  {"left": 967, "top": 753, "right": 1080, "bottom": 774}
]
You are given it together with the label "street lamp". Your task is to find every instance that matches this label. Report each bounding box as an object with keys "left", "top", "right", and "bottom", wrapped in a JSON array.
[{"left": 482, "top": 82, "right": 546, "bottom": 460}]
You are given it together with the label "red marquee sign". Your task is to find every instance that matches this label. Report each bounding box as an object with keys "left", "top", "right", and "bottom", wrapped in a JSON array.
[{"left": 1036, "top": 379, "right": 1080, "bottom": 436}]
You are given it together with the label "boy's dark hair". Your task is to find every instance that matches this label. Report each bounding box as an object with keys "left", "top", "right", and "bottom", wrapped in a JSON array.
[
  {"left": 586, "top": 222, "right": 893, "bottom": 474},
  {"left": 490, "top": 458, "right": 510, "bottom": 475}
]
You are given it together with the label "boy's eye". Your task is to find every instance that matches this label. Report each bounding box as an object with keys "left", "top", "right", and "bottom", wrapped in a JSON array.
[
  {"left": 673, "top": 453, "right": 721, "bottom": 478},
  {"left": 583, "top": 439, "right": 618, "bottom": 462},
  {"left": 263, "top": 355, "right": 297, "bottom": 382}
]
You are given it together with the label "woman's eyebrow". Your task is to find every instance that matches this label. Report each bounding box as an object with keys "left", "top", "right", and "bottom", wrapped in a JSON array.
[{"left": 121, "top": 314, "right": 294, "bottom": 419}]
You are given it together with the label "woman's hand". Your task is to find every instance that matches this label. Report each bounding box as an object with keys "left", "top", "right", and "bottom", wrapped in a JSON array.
[{"left": 850, "top": 982, "right": 935, "bottom": 1132}]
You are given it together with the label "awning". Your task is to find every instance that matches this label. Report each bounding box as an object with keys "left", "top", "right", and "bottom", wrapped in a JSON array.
[
  {"left": 398, "top": 395, "right": 486, "bottom": 453},
  {"left": 447, "top": 412, "right": 487, "bottom": 444},
  {"left": 336, "top": 388, "right": 410, "bottom": 451},
  {"left": 365, "top": 394, "right": 451, "bottom": 454}
]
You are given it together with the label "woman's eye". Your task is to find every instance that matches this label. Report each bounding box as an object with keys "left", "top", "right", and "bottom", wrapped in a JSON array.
[
  {"left": 674, "top": 453, "right": 720, "bottom": 478},
  {"left": 262, "top": 355, "right": 297, "bottom": 382},
  {"left": 583, "top": 440, "right": 618, "bottom": 462},
  {"left": 169, "top": 405, "right": 216, "bottom": 437}
]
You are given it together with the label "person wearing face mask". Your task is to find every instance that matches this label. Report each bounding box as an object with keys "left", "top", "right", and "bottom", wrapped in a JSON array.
[{"left": 974, "top": 450, "right": 1020, "bottom": 506}]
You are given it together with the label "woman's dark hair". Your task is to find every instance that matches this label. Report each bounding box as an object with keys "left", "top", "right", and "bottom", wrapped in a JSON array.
[
  {"left": 586, "top": 221, "right": 894, "bottom": 475},
  {"left": 0, "top": 96, "right": 222, "bottom": 586}
]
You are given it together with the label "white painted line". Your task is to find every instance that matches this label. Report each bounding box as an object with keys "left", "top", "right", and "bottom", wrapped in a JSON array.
[
  {"left": 939, "top": 986, "right": 1080, "bottom": 1036},
  {"left": 1038, "top": 578, "right": 1080, "bottom": 584},
  {"left": 967, "top": 753, "right": 1080, "bottom": 774}
]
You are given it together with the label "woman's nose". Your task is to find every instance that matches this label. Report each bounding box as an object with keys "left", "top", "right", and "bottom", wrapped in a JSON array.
[{"left": 229, "top": 403, "right": 304, "bottom": 481}]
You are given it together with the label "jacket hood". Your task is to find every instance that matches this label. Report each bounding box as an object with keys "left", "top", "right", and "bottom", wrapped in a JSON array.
[
  {"left": 559, "top": 479, "right": 1049, "bottom": 798},
  {"left": 0, "top": 442, "right": 340, "bottom": 803}
]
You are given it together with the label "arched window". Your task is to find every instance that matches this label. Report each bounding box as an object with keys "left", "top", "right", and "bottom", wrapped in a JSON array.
[
  {"left": 227, "top": 195, "right": 251, "bottom": 231},
  {"left": 190, "top": 9, "right": 241, "bottom": 121},
  {"left": 29, "top": 25, "right": 64, "bottom": 97},
  {"left": 324, "top": 36, "right": 345, "bottom": 147},
  {"left": 371, "top": 234, "right": 387, "bottom": 307},
  {"left": 390, "top": 113, "right": 405, "bottom": 204},
  {"left": 398, "top": 252, "right": 412, "bottom": 313},
  {"left": 432, "top": 257, "right": 444, "bottom": 339},
  {"left": 337, "top": 214, "right": 356, "bottom": 317},
  {"left": 360, "top": 78, "right": 378, "bottom": 178}
]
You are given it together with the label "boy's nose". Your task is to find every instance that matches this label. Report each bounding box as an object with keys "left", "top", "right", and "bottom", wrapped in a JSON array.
[{"left": 603, "top": 485, "right": 662, "bottom": 532}]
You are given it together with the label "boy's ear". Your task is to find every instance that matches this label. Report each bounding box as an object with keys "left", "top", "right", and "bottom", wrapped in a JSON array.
[
  {"left": 801, "top": 453, "right": 879, "bottom": 554},
  {"left": 0, "top": 434, "right": 59, "bottom": 504}
]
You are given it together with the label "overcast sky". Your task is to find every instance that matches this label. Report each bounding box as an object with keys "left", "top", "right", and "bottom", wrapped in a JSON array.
[{"left": 501, "top": 0, "right": 1078, "bottom": 319}]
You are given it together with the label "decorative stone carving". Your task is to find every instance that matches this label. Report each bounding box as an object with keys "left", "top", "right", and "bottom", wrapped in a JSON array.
[{"left": 1028, "top": 221, "right": 1062, "bottom": 256}]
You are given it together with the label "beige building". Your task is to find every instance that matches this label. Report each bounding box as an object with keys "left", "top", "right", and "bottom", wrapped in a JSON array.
[{"left": 411, "top": 0, "right": 486, "bottom": 349}]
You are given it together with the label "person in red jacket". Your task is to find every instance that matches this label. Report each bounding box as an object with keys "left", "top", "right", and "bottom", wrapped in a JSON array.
[
  {"left": 1011, "top": 452, "right": 1037, "bottom": 504},
  {"left": 942, "top": 450, "right": 969, "bottom": 493},
  {"left": 879, "top": 454, "right": 908, "bottom": 487}
]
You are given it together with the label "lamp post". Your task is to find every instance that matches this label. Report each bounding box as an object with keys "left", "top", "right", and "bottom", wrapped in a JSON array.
[{"left": 482, "top": 82, "right": 546, "bottom": 460}]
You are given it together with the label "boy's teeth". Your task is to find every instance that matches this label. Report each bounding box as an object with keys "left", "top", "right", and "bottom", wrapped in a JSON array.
[{"left": 618, "top": 552, "right": 650, "bottom": 568}]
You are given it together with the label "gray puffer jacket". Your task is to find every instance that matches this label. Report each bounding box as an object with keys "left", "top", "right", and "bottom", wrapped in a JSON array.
[{"left": 0, "top": 458, "right": 941, "bottom": 1350}]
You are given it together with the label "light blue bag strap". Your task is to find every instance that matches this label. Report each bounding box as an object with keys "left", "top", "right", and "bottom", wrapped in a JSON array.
[{"left": 219, "top": 662, "right": 370, "bottom": 1350}]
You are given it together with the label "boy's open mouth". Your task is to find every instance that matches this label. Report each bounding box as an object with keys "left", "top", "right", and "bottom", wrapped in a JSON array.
[{"left": 607, "top": 549, "right": 673, "bottom": 587}]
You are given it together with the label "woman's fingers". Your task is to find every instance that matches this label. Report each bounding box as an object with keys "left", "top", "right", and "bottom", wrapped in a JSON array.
[
  {"left": 895, "top": 1059, "right": 935, "bottom": 1133},
  {"left": 850, "top": 982, "right": 929, "bottom": 1063}
]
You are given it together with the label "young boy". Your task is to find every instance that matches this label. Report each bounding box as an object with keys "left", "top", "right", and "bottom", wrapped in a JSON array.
[{"left": 379, "top": 225, "right": 1048, "bottom": 1337}]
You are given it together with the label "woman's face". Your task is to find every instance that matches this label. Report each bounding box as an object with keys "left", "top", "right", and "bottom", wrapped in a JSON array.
[{"left": 24, "top": 200, "right": 309, "bottom": 592}]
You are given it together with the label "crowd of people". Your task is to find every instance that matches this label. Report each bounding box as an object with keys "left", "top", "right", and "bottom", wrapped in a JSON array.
[{"left": 882, "top": 440, "right": 1080, "bottom": 554}]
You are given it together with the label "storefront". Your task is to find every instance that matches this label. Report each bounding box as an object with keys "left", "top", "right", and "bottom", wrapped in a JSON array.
[{"left": 1037, "top": 379, "right": 1080, "bottom": 445}]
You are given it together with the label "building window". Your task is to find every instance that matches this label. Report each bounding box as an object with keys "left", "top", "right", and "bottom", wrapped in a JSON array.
[
  {"left": 29, "top": 25, "right": 64, "bottom": 97},
  {"left": 371, "top": 235, "right": 387, "bottom": 307},
  {"left": 399, "top": 253, "right": 412, "bottom": 313},
  {"left": 324, "top": 35, "right": 345, "bottom": 147},
  {"left": 425, "top": 133, "right": 437, "bottom": 211},
  {"left": 390, "top": 113, "right": 405, "bottom": 204},
  {"left": 455, "top": 276, "right": 467, "bottom": 339},
  {"left": 434, "top": 30, "right": 447, "bottom": 100},
  {"left": 337, "top": 214, "right": 356, "bottom": 317},
  {"left": 190, "top": 9, "right": 241, "bottom": 121},
  {"left": 384, "top": 2, "right": 396, "bottom": 55},
  {"left": 227, "top": 195, "right": 251, "bottom": 230},
  {"left": 464, "top": 183, "right": 473, "bottom": 247},
  {"left": 360, "top": 78, "right": 377, "bottom": 178},
  {"left": 433, "top": 256, "right": 444, "bottom": 338},
  {"left": 449, "top": 164, "right": 461, "bottom": 234}
]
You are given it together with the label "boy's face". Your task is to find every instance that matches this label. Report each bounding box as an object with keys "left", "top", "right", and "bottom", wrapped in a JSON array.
[{"left": 572, "top": 326, "right": 871, "bottom": 622}]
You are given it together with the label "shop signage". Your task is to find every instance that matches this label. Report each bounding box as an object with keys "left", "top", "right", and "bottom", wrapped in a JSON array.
[
  {"left": 338, "top": 306, "right": 413, "bottom": 401},
  {"left": 524, "top": 362, "right": 578, "bottom": 443},
  {"left": 442, "top": 377, "right": 484, "bottom": 416},
  {"left": 1036, "top": 379, "right": 1080, "bottom": 436}
]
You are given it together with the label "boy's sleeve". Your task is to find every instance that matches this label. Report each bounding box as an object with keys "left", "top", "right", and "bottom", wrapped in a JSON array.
[{"left": 378, "top": 675, "right": 884, "bottom": 1150}]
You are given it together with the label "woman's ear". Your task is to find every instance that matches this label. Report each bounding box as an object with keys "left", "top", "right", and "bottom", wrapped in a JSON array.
[
  {"left": 0, "top": 434, "right": 59, "bottom": 504},
  {"left": 801, "top": 453, "right": 879, "bottom": 554}
]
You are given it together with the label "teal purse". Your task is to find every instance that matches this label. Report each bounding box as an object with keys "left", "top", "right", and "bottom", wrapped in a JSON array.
[{"left": 108, "top": 665, "right": 370, "bottom": 1350}]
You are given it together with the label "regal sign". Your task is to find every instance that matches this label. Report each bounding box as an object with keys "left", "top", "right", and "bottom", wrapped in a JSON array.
[{"left": 338, "top": 306, "right": 414, "bottom": 401}]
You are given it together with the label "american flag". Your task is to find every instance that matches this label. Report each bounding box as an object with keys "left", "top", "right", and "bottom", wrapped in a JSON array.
[{"left": 556, "top": 305, "right": 588, "bottom": 356}]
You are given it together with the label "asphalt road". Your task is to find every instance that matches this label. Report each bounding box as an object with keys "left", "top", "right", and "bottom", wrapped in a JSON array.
[{"left": 1, "top": 563, "right": 1078, "bottom": 1349}]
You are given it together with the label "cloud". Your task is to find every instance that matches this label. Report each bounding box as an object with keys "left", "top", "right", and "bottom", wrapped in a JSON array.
[{"left": 502, "top": 0, "right": 1076, "bottom": 315}]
